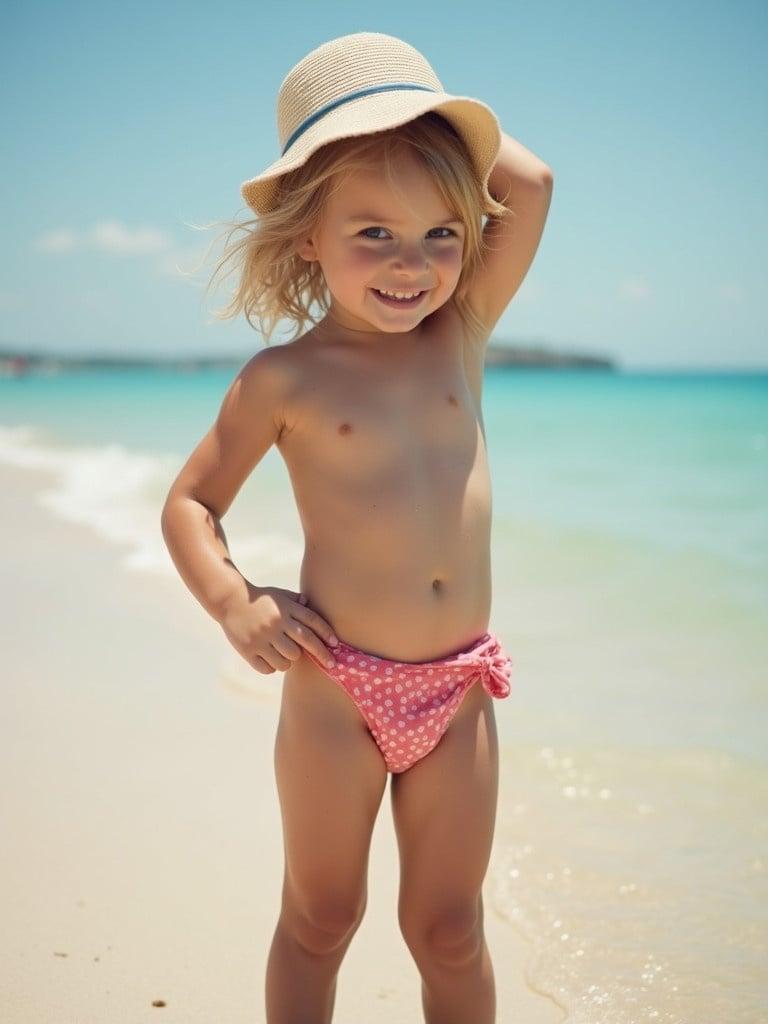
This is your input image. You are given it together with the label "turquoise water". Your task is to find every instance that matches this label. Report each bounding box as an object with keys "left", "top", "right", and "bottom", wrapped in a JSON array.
[
  {"left": 2, "top": 365, "right": 767, "bottom": 1022},
  {"left": 3, "top": 366, "right": 765, "bottom": 572}
]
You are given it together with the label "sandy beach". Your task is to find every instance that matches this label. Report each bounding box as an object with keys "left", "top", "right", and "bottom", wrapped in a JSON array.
[{"left": 1, "top": 461, "right": 563, "bottom": 1023}]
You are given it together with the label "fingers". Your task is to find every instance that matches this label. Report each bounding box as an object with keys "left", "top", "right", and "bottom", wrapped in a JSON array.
[
  {"left": 292, "top": 599, "right": 338, "bottom": 646},
  {"left": 236, "top": 590, "right": 339, "bottom": 675},
  {"left": 285, "top": 613, "right": 339, "bottom": 668},
  {"left": 251, "top": 640, "right": 298, "bottom": 674},
  {"left": 269, "top": 631, "right": 303, "bottom": 667},
  {"left": 254, "top": 627, "right": 336, "bottom": 674},
  {"left": 251, "top": 653, "right": 275, "bottom": 674}
]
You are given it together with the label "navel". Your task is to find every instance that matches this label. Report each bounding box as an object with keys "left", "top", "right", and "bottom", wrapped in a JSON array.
[
  {"left": 447, "top": 393, "right": 459, "bottom": 407},
  {"left": 432, "top": 577, "right": 443, "bottom": 592},
  {"left": 337, "top": 422, "right": 353, "bottom": 435}
]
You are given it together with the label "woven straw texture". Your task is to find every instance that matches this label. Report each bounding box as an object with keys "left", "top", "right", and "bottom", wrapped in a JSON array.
[{"left": 240, "top": 32, "right": 501, "bottom": 217}]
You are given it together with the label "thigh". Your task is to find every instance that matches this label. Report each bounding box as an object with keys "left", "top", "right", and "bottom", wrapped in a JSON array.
[
  {"left": 274, "top": 657, "right": 389, "bottom": 913},
  {"left": 391, "top": 681, "right": 499, "bottom": 921}
]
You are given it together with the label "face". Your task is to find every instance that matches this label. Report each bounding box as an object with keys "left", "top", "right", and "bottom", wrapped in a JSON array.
[{"left": 296, "top": 148, "right": 466, "bottom": 337}]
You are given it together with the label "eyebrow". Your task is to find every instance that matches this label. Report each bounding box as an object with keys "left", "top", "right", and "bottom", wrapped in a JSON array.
[{"left": 346, "top": 213, "right": 464, "bottom": 226}]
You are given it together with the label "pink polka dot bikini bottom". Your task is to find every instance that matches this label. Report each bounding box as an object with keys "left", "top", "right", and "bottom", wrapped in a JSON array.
[{"left": 304, "top": 631, "right": 514, "bottom": 773}]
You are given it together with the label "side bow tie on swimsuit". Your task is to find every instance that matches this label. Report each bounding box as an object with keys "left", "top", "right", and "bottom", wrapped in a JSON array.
[{"left": 304, "top": 631, "right": 514, "bottom": 774}]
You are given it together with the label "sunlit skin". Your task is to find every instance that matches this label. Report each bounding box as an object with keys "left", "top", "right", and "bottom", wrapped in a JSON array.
[
  {"left": 163, "top": 114, "right": 552, "bottom": 1023},
  {"left": 296, "top": 147, "right": 466, "bottom": 342},
  {"left": 273, "top": 152, "right": 499, "bottom": 1022}
]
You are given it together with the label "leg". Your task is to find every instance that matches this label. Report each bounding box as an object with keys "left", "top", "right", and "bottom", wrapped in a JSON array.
[
  {"left": 266, "top": 656, "right": 388, "bottom": 1024},
  {"left": 391, "top": 679, "right": 500, "bottom": 1024}
]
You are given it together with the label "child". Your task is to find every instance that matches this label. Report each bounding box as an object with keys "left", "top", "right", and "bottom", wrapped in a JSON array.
[{"left": 161, "top": 31, "right": 552, "bottom": 1024}]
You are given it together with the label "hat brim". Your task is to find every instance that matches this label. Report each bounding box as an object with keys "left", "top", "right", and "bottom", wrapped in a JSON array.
[{"left": 240, "top": 90, "right": 501, "bottom": 217}]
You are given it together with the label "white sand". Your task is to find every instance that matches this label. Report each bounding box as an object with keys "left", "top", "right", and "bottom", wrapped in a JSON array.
[{"left": 1, "top": 462, "right": 564, "bottom": 1023}]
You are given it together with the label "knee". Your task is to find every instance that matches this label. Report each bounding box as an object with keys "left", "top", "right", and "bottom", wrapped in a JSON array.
[
  {"left": 400, "top": 899, "right": 483, "bottom": 969},
  {"left": 282, "top": 890, "right": 366, "bottom": 957}
]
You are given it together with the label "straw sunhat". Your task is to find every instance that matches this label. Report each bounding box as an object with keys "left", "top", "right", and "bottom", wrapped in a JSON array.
[{"left": 240, "top": 31, "right": 502, "bottom": 217}]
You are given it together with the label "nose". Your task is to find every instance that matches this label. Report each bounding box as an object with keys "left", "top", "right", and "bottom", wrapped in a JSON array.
[{"left": 390, "top": 243, "right": 429, "bottom": 275}]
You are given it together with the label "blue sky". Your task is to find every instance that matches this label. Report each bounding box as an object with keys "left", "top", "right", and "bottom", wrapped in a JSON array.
[{"left": 2, "top": 0, "right": 766, "bottom": 369}]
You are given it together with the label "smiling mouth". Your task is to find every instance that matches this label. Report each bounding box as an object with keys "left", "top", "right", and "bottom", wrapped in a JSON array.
[{"left": 371, "top": 288, "right": 428, "bottom": 308}]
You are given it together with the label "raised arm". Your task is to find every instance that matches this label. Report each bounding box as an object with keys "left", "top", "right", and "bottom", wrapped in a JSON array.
[{"left": 467, "top": 130, "right": 554, "bottom": 343}]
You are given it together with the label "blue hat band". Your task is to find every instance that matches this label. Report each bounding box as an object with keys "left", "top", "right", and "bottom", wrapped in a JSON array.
[{"left": 281, "top": 82, "right": 439, "bottom": 156}]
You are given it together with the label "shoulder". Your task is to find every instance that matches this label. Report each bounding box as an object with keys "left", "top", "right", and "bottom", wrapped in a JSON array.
[
  {"left": 239, "top": 339, "right": 295, "bottom": 378},
  {"left": 236, "top": 338, "right": 306, "bottom": 399},
  {"left": 237, "top": 332, "right": 327, "bottom": 440},
  {"left": 223, "top": 342, "right": 302, "bottom": 441}
]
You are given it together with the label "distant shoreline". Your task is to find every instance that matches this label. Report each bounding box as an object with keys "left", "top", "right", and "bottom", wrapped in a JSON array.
[{"left": 0, "top": 340, "right": 617, "bottom": 375}]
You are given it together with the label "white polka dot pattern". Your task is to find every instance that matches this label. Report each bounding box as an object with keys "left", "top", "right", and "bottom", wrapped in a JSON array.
[{"left": 305, "top": 632, "right": 513, "bottom": 773}]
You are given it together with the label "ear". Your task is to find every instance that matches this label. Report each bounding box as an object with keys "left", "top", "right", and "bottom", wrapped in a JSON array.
[{"left": 295, "top": 237, "right": 319, "bottom": 262}]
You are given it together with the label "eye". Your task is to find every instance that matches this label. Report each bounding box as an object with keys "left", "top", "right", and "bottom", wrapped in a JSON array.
[{"left": 359, "top": 226, "right": 458, "bottom": 240}]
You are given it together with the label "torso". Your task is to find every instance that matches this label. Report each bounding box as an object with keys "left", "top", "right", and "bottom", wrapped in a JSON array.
[{"left": 276, "top": 301, "right": 491, "bottom": 663}]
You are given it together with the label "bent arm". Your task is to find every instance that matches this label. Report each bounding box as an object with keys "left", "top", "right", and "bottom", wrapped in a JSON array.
[
  {"left": 464, "top": 130, "right": 553, "bottom": 341},
  {"left": 160, "top": 346, "right": 294, "bottom": 622},
  {"left": 160, "top": 493, "right": 248, "bottom": 622},
  {"left": 487, "top": 129, "right": 553, "bottom": 199}
]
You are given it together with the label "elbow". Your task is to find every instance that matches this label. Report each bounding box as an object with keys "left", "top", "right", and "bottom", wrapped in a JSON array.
[
  {"left": 160, "top": 490, "right": 217, "bottom": 536},
  {"left": 539, "top": 164, "right": 554, "bottom": 188},
  {"left": 159, "top": 498, "right": 174, "bottom": 541},
  {"left": 159, "top": 486, "right": 184, "bottom": 537}
]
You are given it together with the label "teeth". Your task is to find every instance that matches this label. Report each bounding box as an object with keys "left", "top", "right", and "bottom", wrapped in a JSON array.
[{"left": 379, "top": 289, "right": 420, "bottom": 299}]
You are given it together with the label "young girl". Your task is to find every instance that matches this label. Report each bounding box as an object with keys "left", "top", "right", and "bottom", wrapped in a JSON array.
[{"left": 161, "top": 31, "right": 552, "bottom": 1024}]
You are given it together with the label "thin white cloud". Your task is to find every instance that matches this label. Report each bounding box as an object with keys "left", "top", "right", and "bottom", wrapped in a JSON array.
[
  {"left": 32, "top": 220, "right": 209, "bottom": 287},
  {"left": 34, "top": 220, "right": 173, "bottom": 256},
  {"left": 618, "top": 276, "right": 651, "bottom": 301},
  {"left": 87, "top": 220, "right": 172, "bottom": 255},
  {"left": 36, "top": 228, "right": 79, "bottom": 252}
]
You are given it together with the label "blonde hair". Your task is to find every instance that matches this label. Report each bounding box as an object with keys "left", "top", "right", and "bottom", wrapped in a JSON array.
[{"left": 197, "top": 112, "right": 510, "bottom": 345}]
